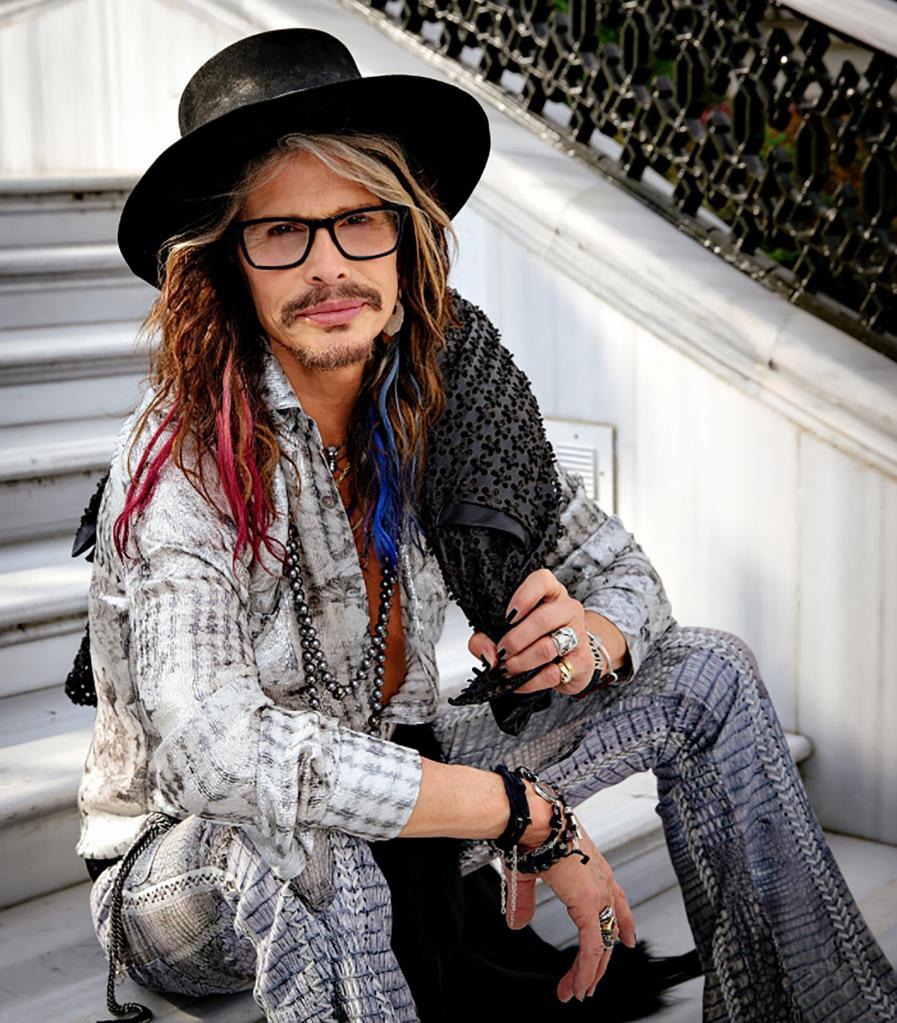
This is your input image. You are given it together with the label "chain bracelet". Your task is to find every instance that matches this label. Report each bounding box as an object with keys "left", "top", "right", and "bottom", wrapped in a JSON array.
[{"left": 495, "top": 767, "right": 590, "bottom": 927}]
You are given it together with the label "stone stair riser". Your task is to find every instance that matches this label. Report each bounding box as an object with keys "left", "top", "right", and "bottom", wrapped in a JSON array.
[
  {"left": 0, "top": 807, "right": 81, "bottom": 911},
  {"left": 0, "top": 277, "right": 154, "bottom": 330},
  {"left": 0, "top": 372, "right": 145, "bottom": 428},
  {"left": 0, "top": 620, "right": 87, "bottom": 700},
  {"left": 0, "top": 199, "right": 126, "bottom": 249},
  {"left": 0, "top": 464, "right": 112, "bottom": 544}
]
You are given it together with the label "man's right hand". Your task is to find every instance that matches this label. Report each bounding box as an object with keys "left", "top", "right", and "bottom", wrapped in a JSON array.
[{"left": 503, "top": 820, "right": 636, "bottom": 1004}]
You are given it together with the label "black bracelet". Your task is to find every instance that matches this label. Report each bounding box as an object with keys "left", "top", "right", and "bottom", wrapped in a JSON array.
[
  {"left": 512, "top": 805, "right": 591, "bottom": 873},
  {"left": 494, "top": 768, "right": 592, "bottom": 921},
  {"left": 491, "top": 764, "right": 531, "bottom": 853},
  {"left": 570, "top": 667, "right": 615, "bottom": 700}
]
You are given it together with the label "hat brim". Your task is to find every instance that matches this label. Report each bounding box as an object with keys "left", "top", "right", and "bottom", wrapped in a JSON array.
[{"left": 118, "top": 74, "right": 490, "bottom": 288}]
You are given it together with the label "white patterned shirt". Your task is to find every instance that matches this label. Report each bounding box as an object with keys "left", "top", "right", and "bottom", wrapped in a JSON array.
[{"left": 75, "top": 289, "right": 675, "bottom": 885}]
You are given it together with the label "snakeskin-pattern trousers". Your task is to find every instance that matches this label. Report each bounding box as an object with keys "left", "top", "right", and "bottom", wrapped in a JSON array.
[{"left": 88, "top": 624, "right": 897, "bottom": 1022}]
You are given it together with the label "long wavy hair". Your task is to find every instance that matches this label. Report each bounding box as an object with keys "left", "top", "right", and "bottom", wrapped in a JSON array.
[{"left": 113, "top": 131, "right": 462, "bottom": 576}]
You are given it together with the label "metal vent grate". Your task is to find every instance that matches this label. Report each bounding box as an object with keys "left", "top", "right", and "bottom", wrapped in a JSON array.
[
  {"left": 544, "top": 417, "right": 615, "bottom": 514},
  {"left": 553, "top": 443, "right": 598, "bottom": 498}
]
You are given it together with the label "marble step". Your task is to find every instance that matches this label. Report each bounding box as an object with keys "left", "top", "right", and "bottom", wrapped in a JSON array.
[
  {"left": 0, "top": 533, "right": 91, "bottom": 700},
  {"left": 0, "top": 178, "right": 153, "bottom": 328},
  {"left": 0, "top": 174, "right": 134, "bottom": 248},
  {"left": 0, "top": 686, "right": 95, "bottom": 910},
  {"left": 0, "top": 241, "right": 127, "bottom": 277},
  {"left": 0, "top": 415, "right": 119, "bottom": 543},
  {"left": 0, "top": 319, "right": 149, "bottom": 428},
  {"left": 0, "top": 242, "right": 154, "bottom": 329},
  {"left": 0, "top": 879, "right": 263, "bottom": 1023}
]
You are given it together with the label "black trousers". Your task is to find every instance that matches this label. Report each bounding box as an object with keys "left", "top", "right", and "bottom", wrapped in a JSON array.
[{"left": 368, "top": 721, "right": 697, "bottom": 1023}]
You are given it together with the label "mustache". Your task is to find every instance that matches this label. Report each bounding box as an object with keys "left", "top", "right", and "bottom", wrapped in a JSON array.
[{"left": 281, "top": 286, "right": 382, "bottom": 326}]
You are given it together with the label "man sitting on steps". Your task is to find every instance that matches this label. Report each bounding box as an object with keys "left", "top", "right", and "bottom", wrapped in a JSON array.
[{"left": 73, "top": 27, "right": 897, "bottom": 1023}]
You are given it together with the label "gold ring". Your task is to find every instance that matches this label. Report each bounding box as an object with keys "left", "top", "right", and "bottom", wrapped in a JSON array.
[
  {"left": 598, "top": 905, "right": 618, "bottom": 931},
  {"left": 599, "top": 904, "right": 618, "bottom": 949},
  {"left": 557, "top": 657, "right": 574, "bottom": 686}
]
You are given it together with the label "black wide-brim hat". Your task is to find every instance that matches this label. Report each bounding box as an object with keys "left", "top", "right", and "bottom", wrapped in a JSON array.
[{"left": 118, "top": 28, "right": 491, "bottom": 289}]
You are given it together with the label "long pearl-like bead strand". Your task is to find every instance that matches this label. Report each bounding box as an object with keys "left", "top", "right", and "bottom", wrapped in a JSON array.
[{"left": 285, "top": 521, "right": 396, "bottom": 736}]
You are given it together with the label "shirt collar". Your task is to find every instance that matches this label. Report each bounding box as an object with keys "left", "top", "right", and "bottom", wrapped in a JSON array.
[{"left": 259, "top": 336, "right": 303, "bottom": 416}]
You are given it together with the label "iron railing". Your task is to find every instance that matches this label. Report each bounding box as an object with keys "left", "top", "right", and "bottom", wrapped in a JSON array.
[{"left": 344, "top": 0, "right": 897, "bottom": 360}]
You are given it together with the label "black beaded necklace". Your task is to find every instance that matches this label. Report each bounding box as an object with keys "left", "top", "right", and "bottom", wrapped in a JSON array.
[{"left": 284, "top": 443, "right": 397, "bottom": 737}]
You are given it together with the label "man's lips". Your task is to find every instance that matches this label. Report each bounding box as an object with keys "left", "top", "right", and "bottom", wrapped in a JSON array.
[{"left": 299, "top": 301, "right": 366, "bottom": 326}]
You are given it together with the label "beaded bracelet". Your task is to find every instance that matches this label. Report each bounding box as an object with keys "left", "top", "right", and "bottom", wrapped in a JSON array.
[
  {"left": 514, "top": 805, "right": 589, "bottom": 873},
  {"left": 570, "top": 630, "right": 618, "bottom": 700},
  {"left": 491, "top": 766, "right": 591, "bottom": 924}
]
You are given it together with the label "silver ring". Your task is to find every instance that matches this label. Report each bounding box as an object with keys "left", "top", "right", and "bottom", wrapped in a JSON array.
[
  {"left": 550, "top": 626, "right": 579, "bottom": 659},
  {"left": 598, "top": 905, "right": 616, "bottom": 928}
]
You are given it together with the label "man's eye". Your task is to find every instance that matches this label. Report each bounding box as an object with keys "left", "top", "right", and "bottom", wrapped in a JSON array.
[
  {"left": 342, "top": 213, "right": 370, "bottom": 226},
  {"left": 268, "top": 223, "right": 306, "bottom": 236}
]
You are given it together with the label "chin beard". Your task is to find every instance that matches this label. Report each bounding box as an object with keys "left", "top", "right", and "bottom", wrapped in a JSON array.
[{"left": 285, "top": 332, "right": 379, "bottom": 372}]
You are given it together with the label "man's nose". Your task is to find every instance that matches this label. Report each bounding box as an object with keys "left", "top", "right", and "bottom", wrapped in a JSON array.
[{"left": 302, "top": 224, "right": 350, "bottom": 281}]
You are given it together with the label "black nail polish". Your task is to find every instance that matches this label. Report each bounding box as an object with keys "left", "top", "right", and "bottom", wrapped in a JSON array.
[
  {"left": 497, "top": 648, "right": 508, "bottom": 661},
  {"left": 480, "top": 654, "right": 492, "bottom": 670},
  {"left": 505, "top": 608, "right": 518, "bottom": 625}
]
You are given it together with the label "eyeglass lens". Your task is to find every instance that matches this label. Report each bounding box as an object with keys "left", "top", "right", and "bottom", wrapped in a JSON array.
[{"left": 242, "top": 209, "right": 401, "bottom": 268}]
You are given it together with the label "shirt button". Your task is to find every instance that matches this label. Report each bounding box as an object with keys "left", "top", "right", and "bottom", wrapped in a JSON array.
[{"left": 321, "top": 494, "right": 337, "bottom": 509}]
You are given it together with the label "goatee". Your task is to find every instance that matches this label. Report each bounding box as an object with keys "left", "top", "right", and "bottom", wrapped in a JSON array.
[{"left": 283, "top": 334, "right": 378, "bottom": 372}]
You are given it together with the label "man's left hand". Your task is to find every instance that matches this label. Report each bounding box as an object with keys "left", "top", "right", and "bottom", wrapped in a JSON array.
[{"left": 467, "top": 567, "right": 596, "bottom": 696}]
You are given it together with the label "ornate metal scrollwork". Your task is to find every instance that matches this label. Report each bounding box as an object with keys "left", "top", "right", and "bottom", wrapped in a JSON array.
[{"left": 355, "top": 0, "right": 897, "bottom": 358}]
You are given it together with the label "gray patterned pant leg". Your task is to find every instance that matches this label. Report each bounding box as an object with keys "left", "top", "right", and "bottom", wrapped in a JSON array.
[
  {"left": 88, "top": 816, "right": 420, "bottom": 1022},
  {"left": 433, "top": 622, "right": 897, "bottom": 1023}
]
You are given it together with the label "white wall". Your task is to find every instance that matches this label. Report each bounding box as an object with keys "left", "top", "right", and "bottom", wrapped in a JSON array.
[
  {"left": 449, "top": 204, "right": 897, "bottom": 843},
  {"left": 0, "top": 0, "right": 246, "bottom": 174}
]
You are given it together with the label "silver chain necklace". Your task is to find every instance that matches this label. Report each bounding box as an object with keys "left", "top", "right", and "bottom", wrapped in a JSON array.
[{"left": 284, "top": 444, "right": 397, "bottom": 737}]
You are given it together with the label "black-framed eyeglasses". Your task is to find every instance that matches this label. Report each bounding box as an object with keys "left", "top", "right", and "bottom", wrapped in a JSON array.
[{"left": 229, "top": 202, "right": 409, "bottom": 270}]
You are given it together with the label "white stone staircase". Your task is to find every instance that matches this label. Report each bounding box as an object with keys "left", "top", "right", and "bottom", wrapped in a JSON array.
[
  {"left": 0, "top": 175, "right": 880, "bottom": 1023},
  {"left": 0, "top": 175, "right": 153, "bottom": 327}
]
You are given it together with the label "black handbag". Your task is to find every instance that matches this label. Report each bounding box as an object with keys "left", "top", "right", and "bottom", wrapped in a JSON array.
[{"left": 64, "top": 471, "right": 109, "bottom": 707}]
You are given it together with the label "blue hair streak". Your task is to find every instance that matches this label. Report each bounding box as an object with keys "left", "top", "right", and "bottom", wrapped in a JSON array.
[{"left": 363, "top": 336, "right": 427, "bottom": 573}]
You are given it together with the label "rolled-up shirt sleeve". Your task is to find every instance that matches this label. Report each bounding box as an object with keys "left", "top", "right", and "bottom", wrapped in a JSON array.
[
  {"left": 123, "top": 458, "right": 421, "bottom": 879},
  {"left": 543, "top": 459, "right": 676, "bottom": 680}
]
